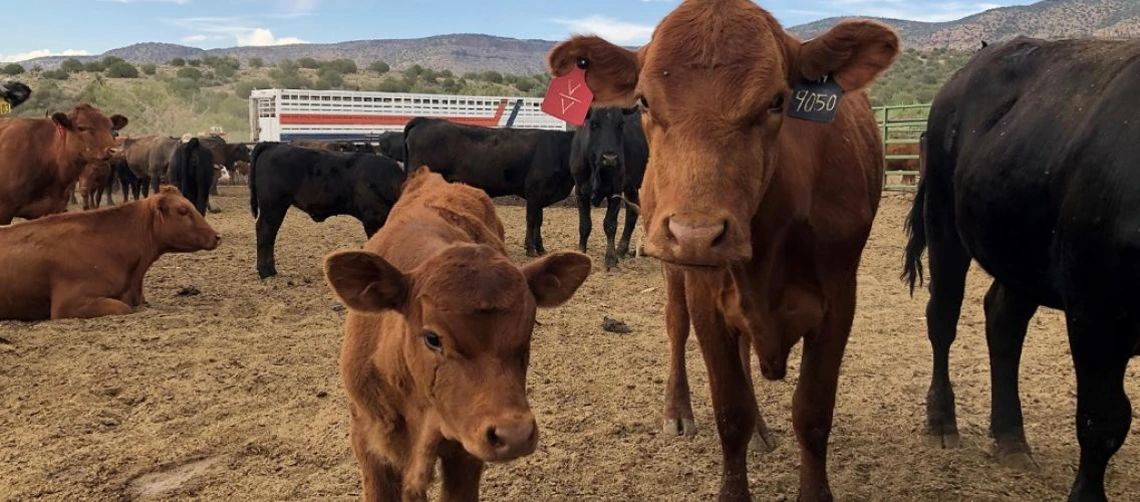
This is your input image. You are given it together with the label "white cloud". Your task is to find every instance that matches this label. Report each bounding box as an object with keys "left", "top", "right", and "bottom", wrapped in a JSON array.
[
  {"left": 167, "top": 17, "right": 307, "bottom": 46},
  {"left": 0, "top": 49, "right": 91, "bottom": 63},
  {"left": 820, "top": 0, "right": 1010, "bottom": 22},
  {"left": 552, "top": 15, "right": 655, "bottom": 45},
  {"left": 237, "top": 28, "right": 307, "bottom": 46}
]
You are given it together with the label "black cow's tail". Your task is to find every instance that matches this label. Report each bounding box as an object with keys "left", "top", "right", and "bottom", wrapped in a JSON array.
[
  {"left": 901, "top": 172, "right": 929, "bottom": 297},
  {"left": 174, "top": 137, "right": 199, "bottom": 194},
  {"left": 250, "top": 142, "right": 273, "bottom": 219},
  {"left": 401, "top": 118, "right": 422, "bottom": 171}
]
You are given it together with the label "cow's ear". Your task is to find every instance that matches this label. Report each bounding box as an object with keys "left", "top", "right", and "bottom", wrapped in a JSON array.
[
  {"left": 793, "top": 20, "right": 900, "bottom": 92},
  {"left": 548, "top": 36, "right": 641, "bottom": 107},
  {"left": 520, "top": 251, "right": 592, "bottom": 308},
  {"left": 51, "top": 112, "right": 73, "bottom": 130},
  {"left": 110, "top": 114, "right": 129, "bottom": 130},
  {"left": 324, "top": 250, "right": 409, "bottom": 313}
]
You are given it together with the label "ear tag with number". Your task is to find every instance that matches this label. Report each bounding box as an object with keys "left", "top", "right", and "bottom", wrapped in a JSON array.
[
  {"left": 787, "top": 74, "right": 843, "bottom": 123},
  {"left": 541, "top": 63, "right": 594, "bottom": 127}
]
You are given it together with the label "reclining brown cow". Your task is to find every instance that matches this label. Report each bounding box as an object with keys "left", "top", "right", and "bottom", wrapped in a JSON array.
[
  {"left": 0, "top": 186, "right": 220, "bottom": 321},
  {"left": 323, "top": 166, "right": 591, "bottom": 501},
  {"left": 0, "top": 103, "right": 127, "bottom": 224}
]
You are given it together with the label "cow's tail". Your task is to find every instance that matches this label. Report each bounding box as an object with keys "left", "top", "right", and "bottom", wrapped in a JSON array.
[
  {"left": 250, "top": 142, "right": 273, "bottom": 219},
  {"left": 901, "top": 171, "right": 928, "bottom": 297},
  {"left": 175, "top": 137, "right": 200, "bottom": 193},
  {"left": 401, "top": 118, "right": 422, "bottom": 170}
]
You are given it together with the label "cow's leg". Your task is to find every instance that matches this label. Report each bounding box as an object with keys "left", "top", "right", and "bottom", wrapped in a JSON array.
[
  {"left": 662, "top": 266, "right": 696, "bottom": 437},
  {"left": 150, "top": 175, "right": 161, "bottom": 195},
  {"left": 577, "top": 185, "right": 592, "bottom": 253},
  {"left": 602, "top": 196, "right": 621, "bottom": 271},
  {"left": 349, "top": 415, "right": 402, "bottom": 502},
  {"left": 1064, "top": 311, "right": 1133, "bottom": 502},
  {"left": 439, "top": 446, "right": 484, "bottom": 502},
  {"left": 617, "top": 190, "right": 640, "bottom": 258},
  {"left": 983, "top": 281, "right": 1039, "bottom": 469},
  {"left": 52, "top": 297, "right": 133, "bottom": 320},
  {"left": 923, "top": 206, "right": 972, "bottom": 448},
  {"left": 690, "top": 279, "right": 755, "bottom": 501},
  {"left": 139, "top": 178, "right": 149, "bottom": 198},
  {"left": 210, "top": 173, "right": 220, "bottom": 196},
  {"left": 524, "top": 199, "right": 545, "bottom": 257},
  {"left": 737, "top": 332, "right": 776, "bottom": 453},
  {"left": 256, "top": 205, "right": 288, "bottom": 279},
  {"left": 791, "top": 284, "right": 855, "bottom": 502}
]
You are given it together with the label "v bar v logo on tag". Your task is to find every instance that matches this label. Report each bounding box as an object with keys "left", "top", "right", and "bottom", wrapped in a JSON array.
[{"left": 541, "top": 66, "right": 593, "bottom": 127}]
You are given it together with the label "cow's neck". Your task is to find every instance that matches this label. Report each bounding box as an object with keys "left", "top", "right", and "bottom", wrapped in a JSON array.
[{"left": 50, "top": 131, "right": 86, "bottom": 182}]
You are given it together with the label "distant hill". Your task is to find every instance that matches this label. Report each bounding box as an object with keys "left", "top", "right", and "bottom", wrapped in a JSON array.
[
  {"left": 788, "top": 0, "right": 1140, "bottom": 50},
  {"left": 12, "top": 0, "right": 1140, "bottom": 72}
]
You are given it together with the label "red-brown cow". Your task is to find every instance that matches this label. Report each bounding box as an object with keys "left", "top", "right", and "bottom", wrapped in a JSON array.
[
  {"left": 323, "top": 166, "right": 591, "bottom": 501},
  {"left": 79, "top": 159, "right": 114, "bottom": 210},
  {"left": 0, "top": 186, "right": 220, "bottom": 321},
  {"left": 548, "top": 1, "right": 898, "bottom": 500},
  {"left": 0, "top": 103, "right": 128, "bottom": 224}
]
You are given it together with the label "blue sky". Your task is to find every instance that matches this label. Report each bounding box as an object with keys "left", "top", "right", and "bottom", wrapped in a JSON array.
[{"left": 1, "top": 0, "right": 1040, "bottom": 62}]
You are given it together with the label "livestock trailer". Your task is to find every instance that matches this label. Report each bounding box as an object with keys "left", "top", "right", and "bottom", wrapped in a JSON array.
[{"left": 248, "top": 88, "right": 568, "bottom": 143}]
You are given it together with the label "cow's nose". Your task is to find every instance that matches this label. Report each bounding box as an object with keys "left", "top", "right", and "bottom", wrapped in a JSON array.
[
  {"left": 484, "top": 416, "right": 538, "bottom": 460},
  {"left": 600, "top": 152, "right": 618, "bottom": 165},
  {"left": 666, "top": 216, "right": 727, "bottom": 249}
]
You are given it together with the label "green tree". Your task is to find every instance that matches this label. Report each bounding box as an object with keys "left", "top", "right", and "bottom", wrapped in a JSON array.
[
  {"left": 101, "top": 56, "right": 126, "bottom": 68},
  {"left": 83, "top": 61, "right": 105, "bottom": 72},
  {"left": 368, "top": 61, "right": 390, "bottom": 74},
  {"left": 141, "top": 63, "right": 157, "bottom": 75},
  {"left": 439, "top": 69, "right": 454, "bottom": 79},
  {"left": 317, "top": 67, "right": 344, "bottom": 88},
  {"left": 514, "top": 77, "right": 537, "bottom": 93},
  {"left": 105, "top": 61, "right": 140, "bottom": 78},
  {"left": 42, "top": 69, "right": 69, "bottom": 80},
  {"left": 248, "top": 57, "right": 264, "bottom": 68},
  {"left": 60, "top": 58, "right": 85, "bottom": 74},
  {"left": 404, "top": 64, "right": 424, "bottom": 79},
  {"left": 481, "top": 71, "right": 503, "bottom": 84},
  {"left": 326, "top": 58, "right": 357, "bottom": 74},
  {"left": 187, "top": 59, "right": 201, "bottom": 67},
  {"left": 176, "top": 66, "right": 203, "bottom": 81},
  {"left": 1, "top": 63, "right": 25, "bottom": 76},
  {"left": 377, "top": 77, "right": 411, "bottom": 93},
  {"left": 298, "top": 57, "right": 320, "bottom": 69},
  {"left": 170, "top": 57, "right": 186, "bottom": 67}
]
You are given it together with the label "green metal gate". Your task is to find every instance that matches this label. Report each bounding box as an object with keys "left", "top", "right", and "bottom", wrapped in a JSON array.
[{"left": 874, "top": 104, "right": 929, "bottom": 192}]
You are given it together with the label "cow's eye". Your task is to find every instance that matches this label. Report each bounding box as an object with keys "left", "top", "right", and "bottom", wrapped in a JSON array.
[
  {"left": 636, "top": 95, "right": 649, "bottom": 110},
  {"left": 422, "top": 331, "right": 443, "bottom": 351},
  {"left": 769, "top": 94, "right": 785, "bottom": 113}
]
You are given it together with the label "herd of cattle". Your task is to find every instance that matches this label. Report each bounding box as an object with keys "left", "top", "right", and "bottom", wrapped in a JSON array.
[{"left": 3, "top": 0, "right": 1140, "bottom": 500}]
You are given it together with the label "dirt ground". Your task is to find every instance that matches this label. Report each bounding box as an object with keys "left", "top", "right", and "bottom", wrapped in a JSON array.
[{"left": 1, "top": 187, "right": 1137, "bottom": 501}]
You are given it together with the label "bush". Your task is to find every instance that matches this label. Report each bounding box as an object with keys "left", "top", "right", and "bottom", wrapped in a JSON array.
[
  {"left": 170, "top": 58, "right": 186, "bottom": 67},
  {"left": 83, "top": 61, "right": 105, "bottom": 73},
  {"left": 377, "top": 77, "right": 411, "bottom": 93},
  {"left": 481, "top": 71, "right": 503, "bottom": 84},
  {"left": 368, "top": 61, "right": 389, "bottom": 74},
  {"left": 1, "top": 63, "right": 24, "bottom": 76},
  {"left": 169, "top": 77, "right": 200, "bottom": 98},
  {"left": 439, "top": 69, "right": 454, "bottom": 79},
  {"left": 42, "top": 69, "right": 69, "bottom": 80},
  {"left": 441, "top": 78, "right": 459, "bottom": 93},
  {"left": 248, "top": 57, "right": 264, "bottom": 68},
  {"left": 176, "top": 67, "right": 203, "bottom": 81},
  {"left": 325, "top": 58, "right": 357, "bottom": 74},
  {"left": 188, "top": 59, "right": 201, "bottom": 67},
  {"left": 404, "top": 64, "right": 424, "bottom": 79},
  {"left": 105, "top": 61, "right": 139, "bottom": 78},
  {"left": 60, "top": 58, "right": 85, "bottom": 74},
  {"left": 236, "top": 78, "right": 272, "bottom": 99},
  {"left": 101, "top": 56, "right": 125, "bottom": 68},
  {"left": 514, "top": 77, "right": 537, "bottom": 93},
  {"left": 141, "top": 63, "right": 157, "bottom": 75},
  {"left": 298, "top": 57, "right": 320, "bottom": 69},
  {"left": 316, "top": 68, "right": 344, "bottom": 89}
]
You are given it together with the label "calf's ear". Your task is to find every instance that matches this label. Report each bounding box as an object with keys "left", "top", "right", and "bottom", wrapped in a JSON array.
[
  {"left": 548, "top": 36, "right": 641, "bottom": 107},
  {"left": 110, "top": 114, "right": 129, "bottom": 130},
  {"left": 520, "top": 251, "right": 593, "bottom": 308},
  {"left": 794, "top": 20, "right": 900, "bottom": 92},
  {"left": 51, "top": 112, "right": 73, "bottom": 130},
  {"left": 324, "top": 250, "right": 409, "bottom": 313}
]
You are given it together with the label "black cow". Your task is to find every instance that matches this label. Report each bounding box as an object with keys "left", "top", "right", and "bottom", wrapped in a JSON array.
[
  {"left": 0, "top": 81, "right": 31, "bottom": 109},
  {"left": 375, "top": 131, "right": 405, "bottom": 162},
  {"left": 902, "top": 37, "right": 1140, "bottom": 502},
  {"left": 113, "top": 157, "right": 143, "bottom": 202},
  {"left": 570, "top": 106, "right": 647, "bottom": 271},
  {"left": 249, "top": 142, "right": 405, "bottom": 279},
  {"left": 403, "top": 117, "right": 575, "bottom": 256},
  {"left": 169, "top": 137, "right": 215, "bottom": 216}
]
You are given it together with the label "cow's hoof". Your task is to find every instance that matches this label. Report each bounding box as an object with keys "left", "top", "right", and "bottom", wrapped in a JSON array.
[
  {"left": 525, "top": 249, "right": 538, "bottom": 258},
  {"left": 752, "top": 424, "right": 777, "bottom": 453},
  {"left": 994, "top": 443, "right": 1038, "bottom": 471},
  {"left": 925, "top": 431, "right": 961, "bottom": 449},
  {"left": 663, "top": 417, "right": 697, "bottom": 437},
  {"left": 257, "top": 269, "right": 277, "bottom": 280},
  {"left": 604, "top": 256, "right": 619, "bottom": 271}
]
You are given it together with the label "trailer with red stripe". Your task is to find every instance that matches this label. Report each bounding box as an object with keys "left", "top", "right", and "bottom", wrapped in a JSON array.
[{"left": 248, "top": 88, "right": 568, "bottom": 143}]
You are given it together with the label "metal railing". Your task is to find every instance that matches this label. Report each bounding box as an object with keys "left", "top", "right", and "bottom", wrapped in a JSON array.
[{"left": 874, "top": 104, "right": 929, "bottom": 192}]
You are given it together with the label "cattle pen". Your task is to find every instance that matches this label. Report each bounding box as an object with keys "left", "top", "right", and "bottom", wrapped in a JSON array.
[{"left": 876, "top": 103, "right": 928, "bottom": 192}]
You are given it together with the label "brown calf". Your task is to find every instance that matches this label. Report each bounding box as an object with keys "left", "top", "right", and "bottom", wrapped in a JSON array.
[
  {"left": 323, "top": 166, "right": 591, "bottom": 501},
  {"left": 79, "top": 159, "right": 114, "bottom": 210},
  {"left": 0, "top": 186, "right": 220, "bottom": 321},
  {"left": 548, "top": 1, "right": 898, "bottom": 500},
  {"left": 0, "top": 103, "right": 128, "bottom": 224}
]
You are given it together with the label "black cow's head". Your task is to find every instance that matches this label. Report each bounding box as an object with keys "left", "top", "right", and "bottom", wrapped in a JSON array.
[
  {"left": 583, "top": 106, "right": 638, "bottom": 207},
  {"left": 0, "top": 80, "right": 31, "bottom": 109}
]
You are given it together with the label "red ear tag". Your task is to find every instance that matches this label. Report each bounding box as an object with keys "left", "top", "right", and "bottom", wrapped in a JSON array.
[{"left": 541, "top": 66, "right": 593, "bottom": 127}]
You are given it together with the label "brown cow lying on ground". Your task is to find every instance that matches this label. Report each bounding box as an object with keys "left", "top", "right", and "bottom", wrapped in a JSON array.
[
  {"left": 0, "top": 103, "right": 127, "bottom": 224},
  {"left": 0, "top": 186, "right": 220, "bottom": 321},
  {"left": 323, "top": 166, "right": 591, "bottom": 501}
]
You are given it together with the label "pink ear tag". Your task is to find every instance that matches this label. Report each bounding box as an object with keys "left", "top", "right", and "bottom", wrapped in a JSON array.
[{"left": 541, "top": 65, "right": 593, "bottom": 127}]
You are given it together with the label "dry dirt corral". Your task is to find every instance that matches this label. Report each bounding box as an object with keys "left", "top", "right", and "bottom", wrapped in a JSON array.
[{"left": 1, "top": 187, "right": 1137, "bottom": 501}]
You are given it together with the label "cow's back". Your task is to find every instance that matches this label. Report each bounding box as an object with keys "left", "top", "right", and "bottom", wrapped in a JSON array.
[{"left": 927, "top": 38, "right": 1140, "bottom": 301}]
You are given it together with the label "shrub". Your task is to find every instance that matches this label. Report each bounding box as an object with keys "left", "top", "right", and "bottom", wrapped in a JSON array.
[
  {"left": 1, "top": 63, "right": 24, "bottom": 76},
  {"left": 367, "top": 61, "right": 389, "bottom": 74},
  {"left": 170, "top": 58, "right": 186, "bottom": 67},
  {"left": 105, "top": 61, "right": 140, "bottom": 78},
  {"left": 60, "top": 58, "right": 85, "bottom": 74}
]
